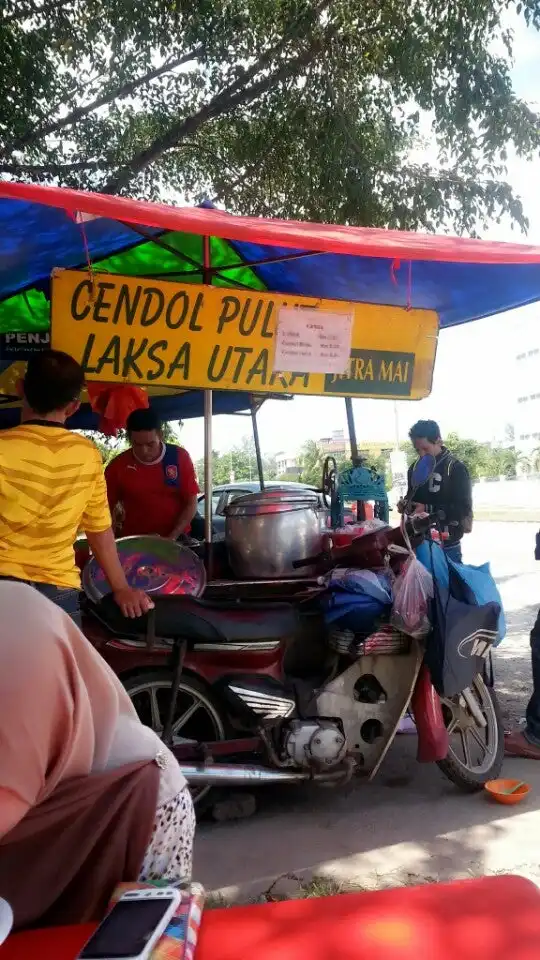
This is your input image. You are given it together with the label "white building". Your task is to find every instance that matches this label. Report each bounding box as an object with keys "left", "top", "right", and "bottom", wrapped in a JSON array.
[
  {"left": 275, "top": 451, "right": 301, "bottom": 478},
  {"left": 514, "top": 345, "right": 540, "bottom": 461},
  {"left": 318, "top": 429, "right": 351, "bottom": 457}
]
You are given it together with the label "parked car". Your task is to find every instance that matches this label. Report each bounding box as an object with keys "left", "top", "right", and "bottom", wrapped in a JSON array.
[{"left": 195, "top": 481, "right": 327, "bottom": 539}]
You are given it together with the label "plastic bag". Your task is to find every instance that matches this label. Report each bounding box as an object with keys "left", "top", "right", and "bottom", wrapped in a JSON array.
[
  {"left": 331, "top": 520, "right": 389, "bottom": 547},
  {"left": 391, "top": 553, "right": 434, "bottom": 639}
]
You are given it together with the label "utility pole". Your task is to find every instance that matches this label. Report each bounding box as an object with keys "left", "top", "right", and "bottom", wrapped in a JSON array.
[
  {"left": 390, "top": 402, "right": 407, "bottom": 498},
  {"left": 393, "top": 401, "right": 400, "bottom": 451}
]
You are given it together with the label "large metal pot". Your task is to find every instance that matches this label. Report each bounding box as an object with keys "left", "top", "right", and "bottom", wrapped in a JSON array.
[{"left": 225, "top": 489, "right": 323, "bottom": 578}]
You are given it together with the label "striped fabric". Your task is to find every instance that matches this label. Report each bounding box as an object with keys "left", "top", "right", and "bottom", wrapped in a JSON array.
[{"left": 0, "top": 424, "right": 111, "bottom": 588}]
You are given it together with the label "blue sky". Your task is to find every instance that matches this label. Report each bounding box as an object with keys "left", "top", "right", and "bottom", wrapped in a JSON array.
[{"left": 180, "top": 15, "right": 540, "bottom": 460}]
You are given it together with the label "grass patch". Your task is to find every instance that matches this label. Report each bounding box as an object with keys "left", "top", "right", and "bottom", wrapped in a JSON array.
[
  {"left": 204, "top": 868, "right": 472, "bottom": 910},
  {"left": 206, "top": 876, "right": 367, "bottom": 909}
]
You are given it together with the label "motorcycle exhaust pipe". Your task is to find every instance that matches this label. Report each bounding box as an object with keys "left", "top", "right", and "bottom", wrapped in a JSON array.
[
  {"left": 180, "top": 762, "right": 344, "bottom": 786},
  {"left": 180, "top": 762, "right": 310, "bottom": 785}
]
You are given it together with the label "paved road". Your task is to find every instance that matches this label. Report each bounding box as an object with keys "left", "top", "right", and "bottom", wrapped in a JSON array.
[{"left": 194, "top": 523, "right": 540, "bottom": 897}]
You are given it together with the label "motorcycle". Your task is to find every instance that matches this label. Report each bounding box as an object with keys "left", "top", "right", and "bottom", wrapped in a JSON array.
[{"left": 81, "top": 458, "right": 504, "bottom": 809}]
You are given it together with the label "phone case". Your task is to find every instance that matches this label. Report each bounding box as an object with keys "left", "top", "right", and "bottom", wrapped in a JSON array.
[{"left": 108, "top": 882, "right": 205, "bottom": 960}]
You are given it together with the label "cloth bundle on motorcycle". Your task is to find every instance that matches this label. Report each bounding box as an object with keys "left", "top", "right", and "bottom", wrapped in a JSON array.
[
  {"left": 416, "top": 541, "right": 505, "bottom": 643},
  {"left": 326, "top": 568, "right": 393, "bottom": 603},
  {"left": 323, "top": 569, "right": 392, "bottom": 634},
  {"left": 419, "top": 543, "right": 501, "bottom": 697},
  {"left": 322, "top": 592, "right": 389, "bottom": 634}
]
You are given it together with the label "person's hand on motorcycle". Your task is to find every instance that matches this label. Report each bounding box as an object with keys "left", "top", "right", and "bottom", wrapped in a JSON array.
[
  {"left": 398, "top": 498, "right": 423, "bottom": 515},
  {"left": 113, "top": 587, "right": 155, "bottom": 618},
  {"left": 84, "top": 530, "right": 155, "bottom": 619}
]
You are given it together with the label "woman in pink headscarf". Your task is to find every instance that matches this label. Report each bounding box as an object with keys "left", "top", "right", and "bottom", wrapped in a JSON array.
[{"left": 0, "top": 582, "right": 195, "bottom": 930}]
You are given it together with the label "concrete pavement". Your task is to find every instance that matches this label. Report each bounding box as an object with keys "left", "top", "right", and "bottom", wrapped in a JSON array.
[
  {"left": 195, "top": 746, "right": 540, "bottom": 899},
  {"left": 193, "top": 522, "right": 540, "bottom": 899}
]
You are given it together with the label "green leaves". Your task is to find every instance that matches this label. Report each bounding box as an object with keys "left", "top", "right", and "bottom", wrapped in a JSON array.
[
  {"left": 0, "top": 0, "right": 538, "bottom": 233},
  {"left": 195, "top": 435, "right": 277, "bottom": 485},
  {"left": 299, "top": 439, "right": 324, "bottom": 486},
  {"left": 411, "top": 431, "right": 525, "bottom": 480}
]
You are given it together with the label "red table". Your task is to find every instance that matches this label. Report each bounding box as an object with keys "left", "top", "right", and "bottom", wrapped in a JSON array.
[{"left": 2, "top": 875, "right": 540, "bottom": 960}]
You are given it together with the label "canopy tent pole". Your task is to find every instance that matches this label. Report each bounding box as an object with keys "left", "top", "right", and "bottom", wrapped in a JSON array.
[
  {"left": 345, "top": 397, "right": 359, "bottom": 464},
  {"left": 203, "top": 390, "right": 213, "bottom": 561},
  {"left": 202, "top": 235, "right": 214, "bottom": 576},
  {"left": 250, "top": 400, "right": 265, "bottom": 489},
  {"left": 345, "top": 396, "right": 365, "bottom": 521}
]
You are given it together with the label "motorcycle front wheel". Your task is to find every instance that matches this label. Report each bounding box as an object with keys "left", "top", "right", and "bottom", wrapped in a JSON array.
[{"left": 437, "top": 675, "right": 504, "bottom": 792}]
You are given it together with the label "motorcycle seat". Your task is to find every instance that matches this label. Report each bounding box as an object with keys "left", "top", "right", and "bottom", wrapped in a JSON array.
[{"left": 88, "top": 592, "right": 299, "bottom": 647}]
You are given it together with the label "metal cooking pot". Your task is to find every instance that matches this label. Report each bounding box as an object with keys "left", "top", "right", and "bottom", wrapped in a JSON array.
[{"left": 225, "top": 488, "right": 323, "bottom": 578}]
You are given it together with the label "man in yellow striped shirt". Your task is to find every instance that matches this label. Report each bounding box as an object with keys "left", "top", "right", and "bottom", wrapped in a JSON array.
[{"left": 0, "top": 350, "right": 153, "bottom": 625}]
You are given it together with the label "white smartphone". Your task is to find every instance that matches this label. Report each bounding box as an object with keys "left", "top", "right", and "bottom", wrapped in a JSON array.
[{"left": 77, "top": 887, "right": 181, "bottom": 960}]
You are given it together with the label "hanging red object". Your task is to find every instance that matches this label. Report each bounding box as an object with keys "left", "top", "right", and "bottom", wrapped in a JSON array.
[
  {"left": 86, "top": 383, "right": 149, "bottom": 435},
  {"left": 410, "top": 664, "right": 449, "bottom": 763}
]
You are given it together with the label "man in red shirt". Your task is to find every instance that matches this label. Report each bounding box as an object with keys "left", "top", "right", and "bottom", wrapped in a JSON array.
[{"left": 105, "top": 409, "right": 199, "bottom": 540}]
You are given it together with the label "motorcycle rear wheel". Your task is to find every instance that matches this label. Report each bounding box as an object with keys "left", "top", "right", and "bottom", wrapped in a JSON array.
[
  {"left": 123, "top": 669, "right": 228, "bottom": 812},
  {"left": 437, "top": 675, "right": 504, "bottom": 792}
]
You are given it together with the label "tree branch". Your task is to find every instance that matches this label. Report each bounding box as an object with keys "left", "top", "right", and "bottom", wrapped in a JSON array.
[
  {"left": 210, "top": 160, "right": 269, "bottom": 204},
  {"left": 1, "top": 0, "right": 72, "bottom": 26},
  {"left": 0, "top": 160, "right": 104, "bottom": 174},
  {"left": 203, "top": 0, "right": 333, "bottom": 108},
  {"left": 3, "top": 47, "right": 202, "bottom": 157},
  {"left": 104, "top": 33, "right": 332, "bottom": 193}
]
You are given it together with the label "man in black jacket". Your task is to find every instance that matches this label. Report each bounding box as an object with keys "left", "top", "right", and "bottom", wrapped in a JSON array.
[{"left": 401, "top": 420, "right": 473, "bottom": 563}]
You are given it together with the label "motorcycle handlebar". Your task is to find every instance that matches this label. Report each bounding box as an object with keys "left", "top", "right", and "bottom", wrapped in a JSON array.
[
  {"left": 406, "top": 512, "right": 441, "bottom": 535},
  {"left": 292, "top": 552, "right": 325, "bottom": 570},
  {"left": 406, "top": 510, "right": 461, "bottom": 535}
]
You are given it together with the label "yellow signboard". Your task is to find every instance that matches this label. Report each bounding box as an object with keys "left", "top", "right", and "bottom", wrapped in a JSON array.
[{"left": 51, "top": 270, "right": 439, "bottom": 400}]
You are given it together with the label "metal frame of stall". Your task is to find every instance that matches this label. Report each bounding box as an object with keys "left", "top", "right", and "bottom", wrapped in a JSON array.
[
  {"left": 195, "top": 234, "right": 362, "bottom": 579},
  {"left": 105, "top": 228, "right": 361, "bottom": 525}
]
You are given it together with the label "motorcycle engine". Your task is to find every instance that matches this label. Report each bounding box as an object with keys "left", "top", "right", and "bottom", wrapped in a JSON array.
[{"left": 282, "top": 719, "right": 347, "bottom": 770}]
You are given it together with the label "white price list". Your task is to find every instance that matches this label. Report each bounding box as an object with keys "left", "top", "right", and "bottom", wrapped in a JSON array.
[{"left": 273, "top": 308, "right": 353, "bottom": 375}]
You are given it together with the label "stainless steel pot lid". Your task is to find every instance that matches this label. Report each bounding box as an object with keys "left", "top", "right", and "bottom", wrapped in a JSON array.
[
  {"left": 225, "top": 488, "right": 319, "bottom": 515},
  {"left": 82, "top": 535, "right": 206, "bottom": 602}
]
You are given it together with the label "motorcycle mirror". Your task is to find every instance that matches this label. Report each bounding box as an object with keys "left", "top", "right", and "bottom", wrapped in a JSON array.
[{"left": 411, "top": 454, "right": 436, "bottom": 490}]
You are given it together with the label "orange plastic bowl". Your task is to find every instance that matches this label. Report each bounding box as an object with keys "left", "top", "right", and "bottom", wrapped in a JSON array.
[{"left": 484, "top": 779, "right": 531, "bottom": 805}]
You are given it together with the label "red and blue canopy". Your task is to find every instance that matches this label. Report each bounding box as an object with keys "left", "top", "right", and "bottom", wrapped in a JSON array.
[{"left": 0, "top": 180, "right": 539, "bottom": 427}]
